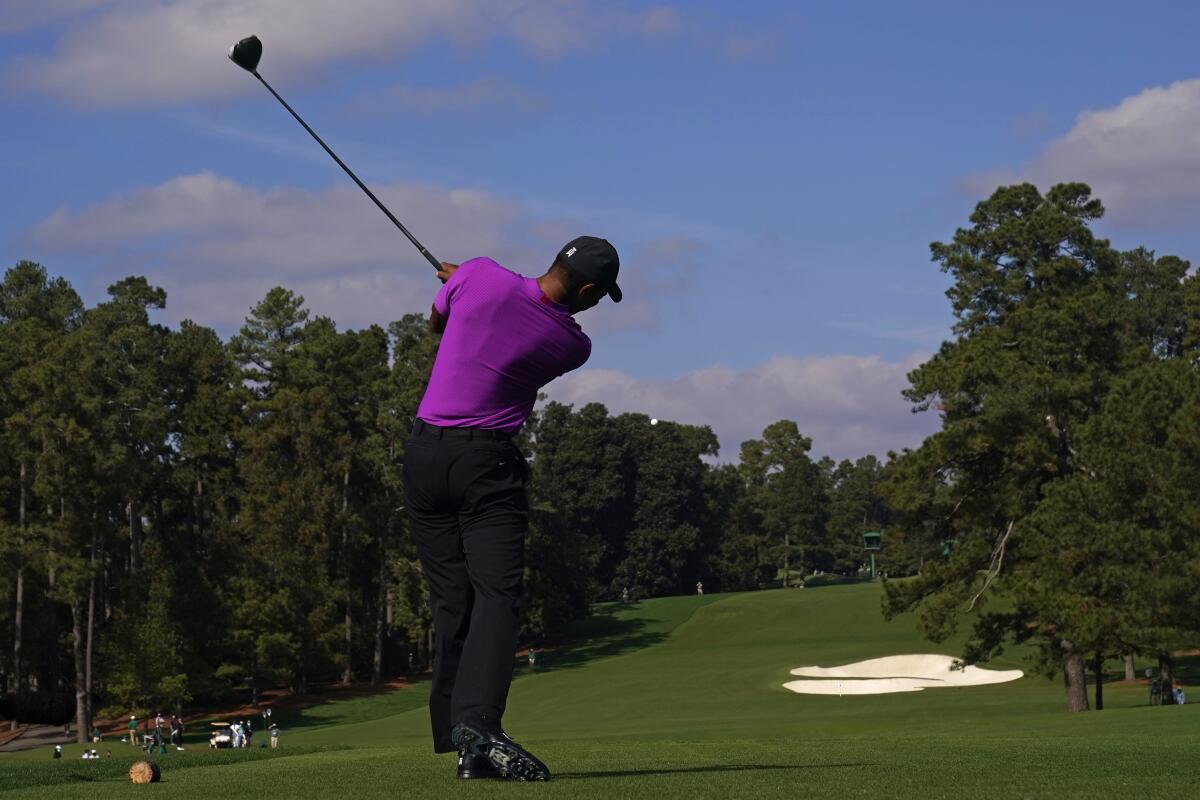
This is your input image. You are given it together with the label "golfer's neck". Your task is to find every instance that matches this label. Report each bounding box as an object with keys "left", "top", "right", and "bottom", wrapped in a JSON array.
[{"left": 537, "top": 274, "right": 570, "bottom": 306}]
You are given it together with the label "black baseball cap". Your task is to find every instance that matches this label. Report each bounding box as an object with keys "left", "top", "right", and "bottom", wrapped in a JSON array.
[{"left": 557, "top": 236, "right": 622, "bottom": 302}]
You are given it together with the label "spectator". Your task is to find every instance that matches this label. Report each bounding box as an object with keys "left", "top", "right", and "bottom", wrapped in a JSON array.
[
  {"left": 696, "top": 581, "right": 704, "bottom": 596},
  {"left": 170, "top": 715, "right": 185, "bottom": 750},
  {"left": 53, "top": 745, "right": 62, "bottom": 759},
  {"left": 270, "top": 723, "right": 280, "bottom": 749},
  {"left": 244, "top": 719, "right": 253, "bottom": 747}
]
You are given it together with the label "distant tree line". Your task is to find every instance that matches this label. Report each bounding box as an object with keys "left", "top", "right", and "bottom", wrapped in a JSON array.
[
  {"left": 2, "top": 181, "right": 1197, "bottom": 734},
  {"left": 0, "top": 264, "right": 898, "bottom": 740}
]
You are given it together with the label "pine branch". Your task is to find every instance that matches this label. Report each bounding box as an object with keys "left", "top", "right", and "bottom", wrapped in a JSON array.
[{"left": 968, "top": 519, "right": 1014, "bottom": 611}]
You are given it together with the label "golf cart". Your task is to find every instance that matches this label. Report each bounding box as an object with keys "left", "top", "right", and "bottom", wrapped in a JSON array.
[{"left": 209, "top": 722, "right": 233, "bottom": 749}]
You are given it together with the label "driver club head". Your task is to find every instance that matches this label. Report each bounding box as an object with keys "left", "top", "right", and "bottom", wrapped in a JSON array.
[{"left": 228, "top": 35, "right": 263, "bottom": 73}]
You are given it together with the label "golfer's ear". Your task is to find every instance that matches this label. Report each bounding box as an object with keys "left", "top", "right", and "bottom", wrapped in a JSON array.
[{"left": 581, "top": 283, "right": 604, "bottom": 305}]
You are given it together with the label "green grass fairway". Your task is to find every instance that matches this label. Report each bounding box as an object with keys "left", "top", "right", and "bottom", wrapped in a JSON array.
[{"left": 4, "top": 584, "right": 1197, "bottom": 798}]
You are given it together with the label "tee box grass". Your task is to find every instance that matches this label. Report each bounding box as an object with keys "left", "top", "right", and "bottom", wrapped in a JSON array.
[{"left": 3, "top": 583, "right": 1196, "bottom": 799}]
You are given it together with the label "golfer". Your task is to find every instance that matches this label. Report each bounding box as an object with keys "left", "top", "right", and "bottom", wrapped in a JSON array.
[{"left": 404, "top": 236, "right": 621, "bottom": 782}]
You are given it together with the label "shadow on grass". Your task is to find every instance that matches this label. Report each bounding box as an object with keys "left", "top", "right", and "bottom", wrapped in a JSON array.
[
  {"left": 556, "top": 762, "right": 875, "bottom": 780},
  {"left": 181, "top": 678, "right": 433, "bottom": 742},
  {"left": 184, "top": 601, "right": 676, "bottom": 739},
  {"left": 1173, "top": 653, "right": 1198, "bottom": 682},
  {"left": 1096, "top": 653, "right": 1199, "bottom": 689},
  {"left": 795, "top": 575, "right": 876, "bottom": 589},
  {"left": 263, "top": 678, "right": 432, "bottom": 734},
  {"left": 517, "top": 603, "right": 669, "bottom": 676}
]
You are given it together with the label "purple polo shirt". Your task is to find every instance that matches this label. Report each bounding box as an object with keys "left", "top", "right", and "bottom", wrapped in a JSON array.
[{"left": 416, "top": 257, "right": 591, "bottom": 432}]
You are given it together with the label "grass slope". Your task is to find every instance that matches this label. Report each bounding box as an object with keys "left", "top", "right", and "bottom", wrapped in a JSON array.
[{"left": 3, "top": 584, "right": 1196, "bottom": 799}]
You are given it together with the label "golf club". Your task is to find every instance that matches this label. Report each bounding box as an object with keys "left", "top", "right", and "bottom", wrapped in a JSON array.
[{"left": 227, "top": 35, "right": 441, "bottom": 272}]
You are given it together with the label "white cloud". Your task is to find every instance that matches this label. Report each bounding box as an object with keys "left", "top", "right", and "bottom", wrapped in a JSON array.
[
  {"left": 968, "top": 77, "right": 1200, "bottom": 227},
  {"left": 7, "top": 0, "right": 679, "bottom": 107},
  {"left": 21, "top": 172, "right": 668, "bottom": 333},
  {"left": 0, "top": 0, "right": 112, "bottom": 34},
  {"left": 546, "top": 353, "right": 937, "bottom": 461}
]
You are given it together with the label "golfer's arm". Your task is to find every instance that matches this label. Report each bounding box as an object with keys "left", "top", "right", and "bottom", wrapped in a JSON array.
[{"left": 429, "top": 304, "right": 448, "bottom": 333}]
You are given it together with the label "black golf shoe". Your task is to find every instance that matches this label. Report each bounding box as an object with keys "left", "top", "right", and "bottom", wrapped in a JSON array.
[
  {"left": 451, "top": 720, "right": 551, "bottom": 782},
  {"left": 457, "top": 752, "right": 501, "bottom": 780}
]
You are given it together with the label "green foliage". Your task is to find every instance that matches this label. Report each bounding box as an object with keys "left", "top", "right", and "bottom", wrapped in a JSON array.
[
  {"left": 100, "top": 577, "right": 190, "bottom": 713},
  {"left": 882, "top": 182, "right": 1200, "bottom": 709},
  {"left": 727, "top": 421, "right": 829, "bottom": 587},
  {"left": 16, "top": 262, "right": 914, "bottom": 719},
  {"left": 11, "top": 194, "right": 1194, "bottom": 726},
  {"left": 522, "top": 402, "right": 727, "bottom": 636},
  {"left": 1020, "top": 359, "right": 1200, "bottom": 660}
]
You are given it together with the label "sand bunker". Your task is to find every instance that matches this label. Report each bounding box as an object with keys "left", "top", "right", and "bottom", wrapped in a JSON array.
[{"left": 783, "top": 654, "right": 1023, "bottom": 696}]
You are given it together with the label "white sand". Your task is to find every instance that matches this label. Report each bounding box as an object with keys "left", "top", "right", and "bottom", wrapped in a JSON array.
[{"left": 782, "top": 654, "right": 1023, "bottom": 696}]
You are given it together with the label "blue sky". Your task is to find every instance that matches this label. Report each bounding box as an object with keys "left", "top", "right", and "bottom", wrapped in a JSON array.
[{"left": 3, "top": 1, "right": 1199, "bottom": 460}]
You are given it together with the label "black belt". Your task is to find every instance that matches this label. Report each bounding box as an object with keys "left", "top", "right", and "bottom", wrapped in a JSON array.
[{"left": 412, "top": 418, "right": 511, "bottom": 441}]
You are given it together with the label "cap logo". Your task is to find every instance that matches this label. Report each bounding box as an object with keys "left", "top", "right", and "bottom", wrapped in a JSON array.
[{"left": 565, "top": 247, "right": 577, "bottom": 257}]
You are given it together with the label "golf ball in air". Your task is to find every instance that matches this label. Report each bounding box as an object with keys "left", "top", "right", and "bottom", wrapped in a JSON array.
[{"left": 650, "top": 418, "right": 659, "bottom": 425}]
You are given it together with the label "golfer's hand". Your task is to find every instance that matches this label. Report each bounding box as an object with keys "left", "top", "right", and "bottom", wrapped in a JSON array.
[{"left": 437, "top": 262, "right": 459, "bottom": 284}]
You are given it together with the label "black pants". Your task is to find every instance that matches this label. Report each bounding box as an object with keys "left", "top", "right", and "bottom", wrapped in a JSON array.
[{"left": 403, "top": 420, "right": 528, "bottom": 753}]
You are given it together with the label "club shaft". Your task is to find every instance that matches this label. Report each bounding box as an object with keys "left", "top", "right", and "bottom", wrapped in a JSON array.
[{"left": 253, "top": 71, "right": 441, "bottom": 271}]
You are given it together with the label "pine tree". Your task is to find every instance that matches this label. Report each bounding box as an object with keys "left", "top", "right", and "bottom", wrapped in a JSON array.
[{"left": 881, "top": 183, "right": 1193, "bottom": 711}]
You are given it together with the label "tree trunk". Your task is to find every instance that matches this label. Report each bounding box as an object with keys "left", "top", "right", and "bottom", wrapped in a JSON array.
[
  {"left": 1093, "top": 653, "right": 1104, "bottom": 711},
  {"left": 1124, "top": 651, "right": 1136, "bottom": 682},
  {"left": 49, "top": 492, "right": 64, "bottom": 588},
  {"left": 70, "top": 599, "right": 87, "bottom": 744},
  {"left": 129, "top": 499, "right": 141, "bottom": 574},
  {"left": 341, "top": 467, "right": 352, "bottom": 686},
  {"left": 1061, "top": 640, "right": 1090, "bottom": 712},
  {"left": 45, "top": 494, "right": 64, "bottom": 700},
  {"left": 104, "top": 555, "right": 113, "bottom": 623},
  {"left": 154, "top": 493, "right": 164, "bottom": 542},
  {"left": 372, "top": 545, "right": 386, "bottom": 686},
  {"left": 782, "top": 532, "right": 790, "bottom": 588},
  {"left": 11, "top": 460, "right": 27, "bottom": 730},
  {"left": 417, "top": 627, "right": 430, "bottom": 670},
  {"left": 85, "top": 535, "right": 98, "bottom": 732},
  {"left": 1158, "top": 653, "right": 1175, "bottom": 698},
  {"left": 194, "top": 477, "right": 204, "bottom": 540}
]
